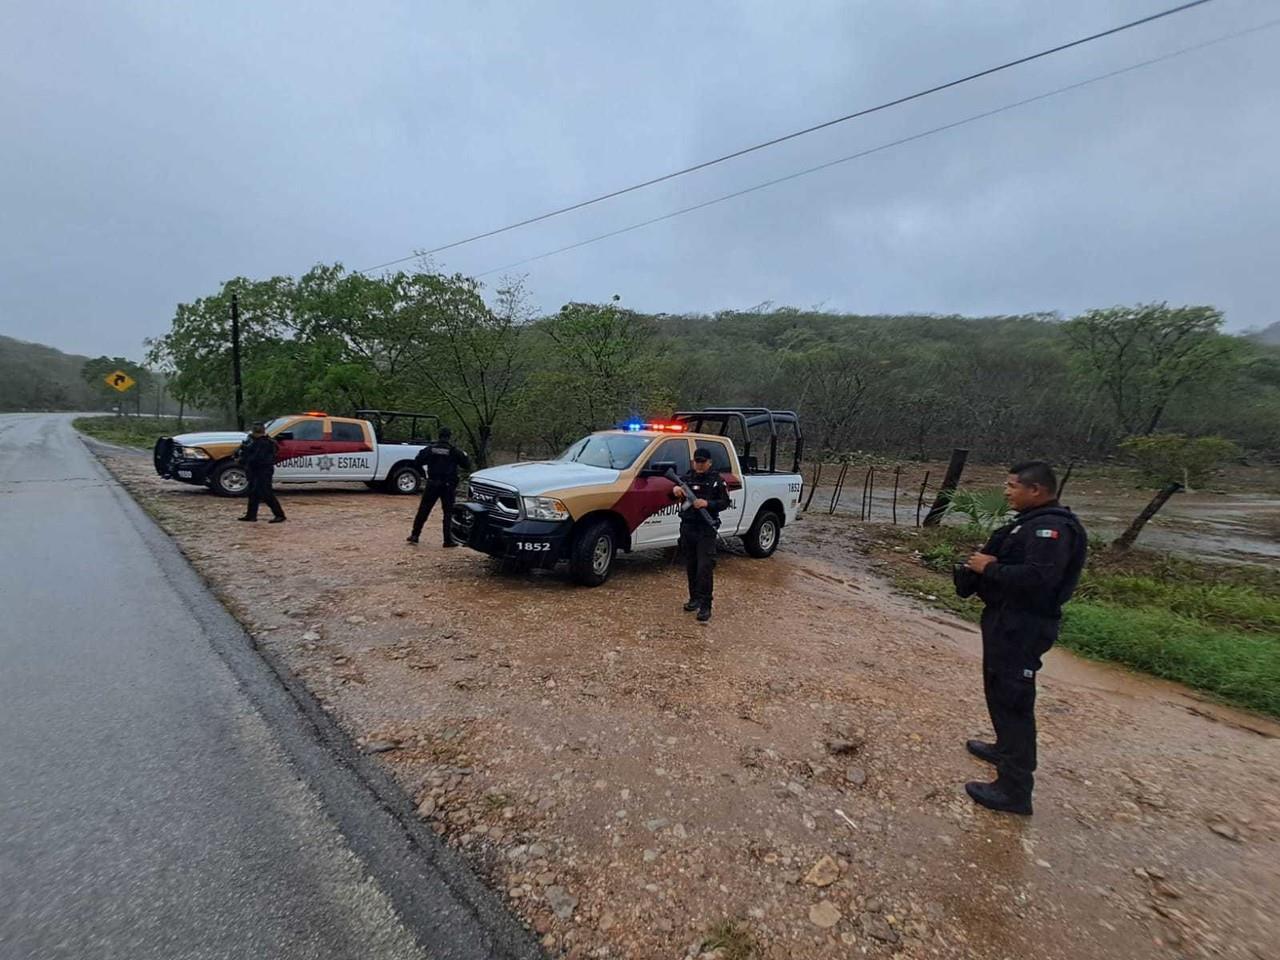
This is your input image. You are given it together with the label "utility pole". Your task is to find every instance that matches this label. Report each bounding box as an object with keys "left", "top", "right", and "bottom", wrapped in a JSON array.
[{"left": 231, "top": 293, "right": 244, "bottom": 431}]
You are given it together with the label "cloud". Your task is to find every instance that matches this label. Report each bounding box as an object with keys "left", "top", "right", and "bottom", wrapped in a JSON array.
[{"left": 1, "top": 0, "right": 1276, "bottom": 357}]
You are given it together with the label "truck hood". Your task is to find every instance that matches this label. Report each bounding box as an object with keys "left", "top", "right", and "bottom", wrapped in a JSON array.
[
  {"left": 468, "top": 460, "right": 621, "bottom": 497},
  {"left": 172, "top": 431, "right": 248, "bottom": 448}
]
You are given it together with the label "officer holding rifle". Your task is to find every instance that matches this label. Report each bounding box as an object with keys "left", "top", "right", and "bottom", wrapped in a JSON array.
[{"left": 670, "top": 447, "right": 730, "bottom": 622}]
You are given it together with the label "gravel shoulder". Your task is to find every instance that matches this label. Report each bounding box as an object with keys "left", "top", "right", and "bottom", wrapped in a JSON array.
[{"left": 102, "top": 454, "right": 1280, "bottom": 960}]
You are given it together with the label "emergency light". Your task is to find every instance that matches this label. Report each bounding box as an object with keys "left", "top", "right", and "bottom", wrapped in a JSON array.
[
  {"left": 304, "top": 411, "right": 329, "bottom": 417},
  {"left": 618, "top": 419, "right": 686, "bottom": 432}
]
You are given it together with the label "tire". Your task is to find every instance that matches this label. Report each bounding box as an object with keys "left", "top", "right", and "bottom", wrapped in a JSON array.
[
  {"left": 210, "top": 460, "right": 250, "bottom": 498},
  {"left": 742, "top": 509, "right": 782, "bottom": 558},
  {"left": 386, "top": 464, "right": 422, "bottom": 495},
  {"left": 568, "top": 518, "right": 616, "bottom": 586}
]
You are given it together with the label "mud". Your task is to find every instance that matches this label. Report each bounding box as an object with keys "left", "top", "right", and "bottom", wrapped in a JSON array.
[{"left": 105, "top": 455, "right": 1279, "bottom": 960}]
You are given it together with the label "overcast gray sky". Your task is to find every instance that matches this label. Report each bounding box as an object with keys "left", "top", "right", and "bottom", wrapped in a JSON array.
[{"left": 2, "top": 0, "right": 1277, "bottom": 359}]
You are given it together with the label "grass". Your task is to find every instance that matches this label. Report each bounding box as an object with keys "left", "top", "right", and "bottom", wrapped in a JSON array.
[
  {"left": 74, "top": 415, "right": 210, "bottom": 450},
  {"left": 699, "top": 919, "right": 757, "bottom": 960},
  {"left": 874, "top": 524, "right": 1280, "bottom": 718}
]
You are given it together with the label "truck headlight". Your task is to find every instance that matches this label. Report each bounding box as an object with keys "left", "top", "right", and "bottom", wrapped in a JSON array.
[
  {"left": 522, "top": 496, "right": 569, "bottom": 521},
  {"left": 179, "top": 446, "right": 211, "bottom": 460}
]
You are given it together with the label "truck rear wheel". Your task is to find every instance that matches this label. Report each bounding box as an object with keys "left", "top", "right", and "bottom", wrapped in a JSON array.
[
  {"left": 742, "top": 508, "right": 782, "bottom": 558},
  {"left": 569, "top": 518, "right": 615, "bottom": 586},
  {"left": 386, "top": 464, "right": 422, "bottom": 495},
  {"left": 210, "top": 461, "right": 249, "bottom": 498}
]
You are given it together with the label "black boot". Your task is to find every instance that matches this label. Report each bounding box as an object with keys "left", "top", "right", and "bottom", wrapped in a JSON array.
[
  {"left": 966, "top": 739, "right": 1001, "bottom": 765},
  {"left": 696, "top": 603, "right": 712, "bottom": 623},
  {"left": 237, "top": 515, "right": 256, "bottom": 522},
  {"left": 442, "top": 541, "right": 458, "bottom": 548},
  {"left": 965, "top": 780, "right": 1032, "bottom": 816},
  {"left": 683, "top": 599, "right": 700, "bottom": 612},
  {"left": 406, "top": 534, "right": 419, "bottom": 544},
  {"left": 268, "top": 515, "right": 286, "bottom": 524}
]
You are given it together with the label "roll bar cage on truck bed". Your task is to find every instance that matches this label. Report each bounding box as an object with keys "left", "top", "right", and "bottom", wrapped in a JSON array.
[
  {"left": 355, "top": 409, "right": 440, "bottom": 445},
  {"left": 671, "top": 407, "right": 803, "bottom": 475}
]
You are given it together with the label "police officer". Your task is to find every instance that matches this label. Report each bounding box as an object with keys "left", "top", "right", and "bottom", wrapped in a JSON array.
[
  {"left": 236, "top": 422, "right": 286, "bottom": 523},
  {"left": 954, "top": 460, "right": 1086, "bottom": 815},
  {"left": 671, "top": 446, "right": 731, "bottom": 622},
  {"left": 407, "top": 426, "right": 471, "bottom": 547}
]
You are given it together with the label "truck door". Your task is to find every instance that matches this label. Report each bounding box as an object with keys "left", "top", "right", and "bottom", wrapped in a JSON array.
[
  {"left": 631, "top": 437, "right": 691, "bottom": 547},
  {"left": 703, "top": 439, "right": 744, "bottom": 535},
  {"left": 274, "top": 418, "right": 327, "bottom": 480},
  {"left": 322, "top": 419, "right": 376, "bottom": 480}
]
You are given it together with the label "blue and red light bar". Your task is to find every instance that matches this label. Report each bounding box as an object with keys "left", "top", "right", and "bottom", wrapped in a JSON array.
[{"left": 620, "top": 419, "right": 686, "bottom": 433}]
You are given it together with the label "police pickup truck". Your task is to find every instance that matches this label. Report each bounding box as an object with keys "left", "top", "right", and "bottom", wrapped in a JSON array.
[
  {"left": 452, "top": 407, "right": 804, "bottom": 585},
  {"left": 153, "top": 409, "right": 438, "bottom": 497}
]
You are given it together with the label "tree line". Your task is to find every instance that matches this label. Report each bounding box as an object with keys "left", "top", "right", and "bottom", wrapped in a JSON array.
[{"left": 143, "top": 263, "right": 1280, "bottom": 467}]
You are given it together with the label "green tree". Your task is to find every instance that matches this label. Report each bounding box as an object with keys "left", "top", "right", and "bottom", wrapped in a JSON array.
[
  {"left": 1065, "top": 303, "right": 1238, "bottom": 436},
  {"left": 81, "top": 356, "right": 151, "bottom": 415},
  {"left": 402, "top": 273, "right": 530, "bottom": 467},
  {"left": 1113, "top": 434, "right": 1240, "bottom": 552}
]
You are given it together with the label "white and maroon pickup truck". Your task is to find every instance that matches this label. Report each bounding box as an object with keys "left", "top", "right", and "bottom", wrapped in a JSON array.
[
  {"left": 452, "top": 408, "right": 805, "bottom": 585},
  {"left": 153, "top": 409, "right": 439, "bottom": 497}
]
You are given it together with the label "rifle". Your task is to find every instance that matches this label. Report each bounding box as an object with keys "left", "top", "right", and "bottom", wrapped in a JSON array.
[{"left": 665, "top": 468, "right": 720, "bottom": 530}]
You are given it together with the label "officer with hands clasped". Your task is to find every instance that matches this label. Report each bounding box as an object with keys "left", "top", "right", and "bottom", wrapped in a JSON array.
[
  {"left": 671, "top": 446, "right": 731, "bottom": 622},
  {"left": 954, "top": 460, "right": 1087, "bottom": 815},
  {"left": 407, "top": 427, "right": 471, "bottom": 547}
]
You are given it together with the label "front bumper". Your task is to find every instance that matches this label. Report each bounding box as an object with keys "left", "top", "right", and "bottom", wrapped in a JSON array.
[
  {"left": 154, "top": 438, "right": 214, "bottom": 485},
  {"left": 451, "top": 502, "right": 572, "bottom": 567}
]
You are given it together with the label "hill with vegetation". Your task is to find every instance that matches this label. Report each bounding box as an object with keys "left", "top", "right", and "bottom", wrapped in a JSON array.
[
  {"left": 144, "top": 264, "right": 1280, "bottom": 467},
  {"left": 0, "top": 334, "right": 100, "bottom": 411}
]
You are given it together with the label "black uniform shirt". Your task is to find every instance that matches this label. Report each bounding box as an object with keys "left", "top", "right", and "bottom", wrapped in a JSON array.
[
  {"left": 414, "top": 440, "right": 471, "bottom": 486},
  {"left": 976, "top": 502, "right": 1088, "bottom": 618},
  {"left": 239, "top": 435, "right": 278, "bottom": 470},
  {"left": 676, "top": 469, "right": 731, "bottom": 529}
]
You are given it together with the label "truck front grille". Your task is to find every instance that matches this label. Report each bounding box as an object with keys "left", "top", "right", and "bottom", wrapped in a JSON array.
[{"left": 468, "top": 480, "right": 521, "bottom": 524}]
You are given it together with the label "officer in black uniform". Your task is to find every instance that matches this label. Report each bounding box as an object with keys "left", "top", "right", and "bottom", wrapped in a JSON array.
[
  {"left": 236, "top": 423, "right": 286, "bottom": 523},
  {"left": 671, "top": 446, "right": 731, "bottom": 622},
  {"left": 954, "top": 460, "right": 1087, "bottom": 815},
  {"left": 407, "top": 427, "right": 471, "bottom": 547}
]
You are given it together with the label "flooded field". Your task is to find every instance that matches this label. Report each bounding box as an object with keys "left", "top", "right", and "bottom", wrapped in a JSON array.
[{"left": 808, "top": 460, "right": 1280, "bottom": 566}]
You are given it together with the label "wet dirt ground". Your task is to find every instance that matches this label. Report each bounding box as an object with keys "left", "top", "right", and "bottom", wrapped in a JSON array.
[{"left": 103, "top": 454, "right": 1279, "bottom": 960}]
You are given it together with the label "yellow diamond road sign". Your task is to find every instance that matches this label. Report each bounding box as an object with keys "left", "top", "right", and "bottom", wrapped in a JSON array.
[{"left": 105, "top": 370, "right": 136, "bottom": 393}]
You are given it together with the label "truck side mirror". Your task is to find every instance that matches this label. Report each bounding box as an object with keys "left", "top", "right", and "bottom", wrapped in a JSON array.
[{"left": 640, "top": 460, "right": 678, "bottom": 478}]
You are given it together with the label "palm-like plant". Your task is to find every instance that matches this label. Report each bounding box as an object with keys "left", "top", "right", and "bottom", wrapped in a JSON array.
[{"left": 945, "top": 488, "right": 1013, "bottom": 534}]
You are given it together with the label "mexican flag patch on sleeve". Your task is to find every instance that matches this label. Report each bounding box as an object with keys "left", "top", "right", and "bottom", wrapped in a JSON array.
[{"left": 1035, "top": 528, "right": 1060, "bottom": 539}]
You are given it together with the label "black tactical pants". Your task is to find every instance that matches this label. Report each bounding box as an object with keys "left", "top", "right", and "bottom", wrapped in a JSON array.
[
  {"left": 680, "top": 523, "right": 717, "bottom": 606},
  {"left": 412, "top": 481, "right": 456, "bottom": 544},
  {"left": 245, "top": 469, "right": 284, "bottom": 520},
  {"left": 980, "top": 606, "right": 1058, "bottom": 801}
]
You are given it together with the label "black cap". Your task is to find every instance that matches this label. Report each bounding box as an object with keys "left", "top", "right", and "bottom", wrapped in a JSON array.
[
  {"left": 693, "top": 447, "right": 712, "bottom": 461},
  {"left": 439, "top": 426, "right": 452, "bottom": 440}
]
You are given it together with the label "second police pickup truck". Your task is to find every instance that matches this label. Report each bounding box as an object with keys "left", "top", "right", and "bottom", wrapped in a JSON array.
[
  {"left": 153, "top": 409, "right": 438, "bottom": 497},
  {"left": 452, "top": 407, "right": 804, "bottom": 585}
]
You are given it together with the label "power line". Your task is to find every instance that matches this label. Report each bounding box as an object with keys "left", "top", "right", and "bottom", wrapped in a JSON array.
[
  {"left": 358, "top": 0, "right": 1218, "bottom": 274},
  {"left": 473, "top": 18, "right": 1280, "bottom": 279}
]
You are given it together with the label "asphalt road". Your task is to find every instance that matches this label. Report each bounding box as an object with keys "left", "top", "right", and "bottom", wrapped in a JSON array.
[{"left": 0, "top": 414, "right": 538, "bottom": 960}]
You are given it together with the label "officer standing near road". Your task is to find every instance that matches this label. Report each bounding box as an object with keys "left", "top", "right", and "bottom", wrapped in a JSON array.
[
  {"left": 407, "top": 426, "right": 471, "bottom": 547},
  {"left": 671, "top": 446, "right": 731, "bottom": 622},
  {"left": 236, "top": 422, "right": 286, "bottom": 524},
  {"left": 954, "top": 460, "right": 1087, "bottom": 815}
]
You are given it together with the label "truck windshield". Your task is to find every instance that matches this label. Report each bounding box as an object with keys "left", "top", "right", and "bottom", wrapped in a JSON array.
[
  {"left": 558, "top": 434, "right": 651, "bottom": 470},
  {"left": 263, "top": 417, "right": 293, "bottom": 435}
]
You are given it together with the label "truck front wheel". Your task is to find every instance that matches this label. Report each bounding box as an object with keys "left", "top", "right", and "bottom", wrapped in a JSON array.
[
  {"left": 742, "top": 509, "right": 782, "bottom": 558},
  {"left": 569, "top": 519, "right": 615, "bottom": 586},
  {"left": 210, "top": 461, "right": 250, "bottom": 498}
]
